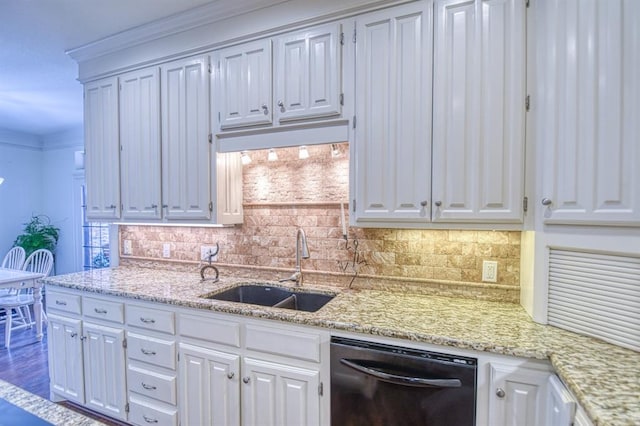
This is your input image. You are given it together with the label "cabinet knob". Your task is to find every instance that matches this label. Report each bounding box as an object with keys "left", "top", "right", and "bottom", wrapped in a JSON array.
[
  {"left": 227, "top": 372, "right": 235, "bottom": 380},
  {"left": 277, "top": 100, "right": 285, "bottom": 112},
  {"left": 70, "top": 332, "right": 77, "bottom": 338},
  {"left": 541, "top": 198, "right": 552, "bottom": 206},
  {"left": 420, "top": 201, "right": 427, "bottom": 207},
  {"left": 261, "top": 104, "right": 269, "bottom": 115},
  {"left": 434, "top": 201, "right": 442, "bottom": 207},
  {"left": 243, "top": 377, "right": 250, "bottom": 384},
  {"left": 496, "top": 388, "right": 506, "bottom": 398},
  {"left": 107, "top": 204, "right": 116, "bottom": 209}
]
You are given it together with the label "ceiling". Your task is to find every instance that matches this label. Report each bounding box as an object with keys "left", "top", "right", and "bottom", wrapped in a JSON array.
[{"left": 0, "top": 0, "right": 215, "bottom": 137}]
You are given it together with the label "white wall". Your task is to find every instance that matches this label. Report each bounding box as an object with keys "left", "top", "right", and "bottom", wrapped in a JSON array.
[
  {"left": 0, "top": 127, "right": 84, "bottom": 275},
  {"left": 0, "top": 130, "right": 44, "bottom": 259},
  {"left": 41, "top": 128, "right": 84, "bottom": 274}
]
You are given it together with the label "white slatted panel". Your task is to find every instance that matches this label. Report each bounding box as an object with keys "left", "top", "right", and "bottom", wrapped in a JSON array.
[{"left": 548, "top": 249, "right": 640, "bottom": 351}]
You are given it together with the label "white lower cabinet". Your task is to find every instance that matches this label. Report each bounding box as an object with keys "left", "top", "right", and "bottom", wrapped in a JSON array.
[
  {"left": 487, "top": 361, "right": 551, "bottom": 426},
  {"left": 47, "top": 313, "right": 84, "bottom": 404}
]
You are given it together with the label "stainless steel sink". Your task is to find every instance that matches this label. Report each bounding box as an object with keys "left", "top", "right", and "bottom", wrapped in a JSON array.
[{"left": 201, "top": 284, "right": 335, "bottom": 312}]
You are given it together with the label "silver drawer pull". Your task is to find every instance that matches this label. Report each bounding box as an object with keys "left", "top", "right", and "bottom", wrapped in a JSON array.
[
  {"left": 55, "top": 300, "right": 67, "bottom": 306},
  {"left": 143, "top": 415, "right": 158, "bottom": 423},
  {"left": 141, "top": 382, "right": 157, "bottom": 391},
  {"left": 141, "top": 348, "right": 156, "bottom": 356},
  {"left": 140, "top": 317, "right": 156, "bottom": 324},
  {"left": 70, "top": 332, "right": 77, "bottom": 338},
  {"left": 94, "top": 308, "right": 108, "bottom": 314}
]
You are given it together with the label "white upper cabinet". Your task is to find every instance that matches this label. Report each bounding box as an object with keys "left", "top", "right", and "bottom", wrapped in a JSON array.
[
  {"left": 214, "top": 21, "right": 345, "bottom": 137},
  {"left": 432, "top": 0, "right": 526, "bottom": 223},
  {"left": 353, "top": 1, "right": 433, "bottom": 224},
  {"left": 119, "top": 67, "right": 162, "bottom": 220},
  {"left": 84, "top": 77, "right": 120, "bottom": 220},
  {"left": 538, "top": 0, "right": 640, "bottom": 225},
  {"left": 215, "top": 40, "right": 273, "bottom": 130},
  {"left": 274, "top": 22, "right": 342, "bottom": 123},
  {"left": 161, "top": 55, "right": 212, "bottom": 221}
]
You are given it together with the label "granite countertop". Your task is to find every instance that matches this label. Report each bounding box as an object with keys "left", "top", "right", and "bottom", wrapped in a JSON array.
[
  {"left": 43, "top": 266, "right": 640, "bottom": 426},
  {"left": 0, "top": 379, "right": 106, "bottom": 425}
]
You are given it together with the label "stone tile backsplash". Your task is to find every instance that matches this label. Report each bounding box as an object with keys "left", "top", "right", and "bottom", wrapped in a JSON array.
[{"left": 119, "top": 144, "right": 521, "bottom": 300}]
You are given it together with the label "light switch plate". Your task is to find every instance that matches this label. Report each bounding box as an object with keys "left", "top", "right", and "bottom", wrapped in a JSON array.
[
  {"left": 123, "top": 240, "right": 132, "bottom": 255},
  {"left": 482, "top": 260, "right": 498, "bottom": 282}
]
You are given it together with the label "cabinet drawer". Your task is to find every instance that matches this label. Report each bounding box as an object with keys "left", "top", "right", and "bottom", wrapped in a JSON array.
[
  {"left": 179, "top": 313, "right": 240, "bottom": 347},
  {"left": 46, "top": 291, "right": 81, "bottom": 315},
  {"left": 245, "top": 324, "right": 321, "bottom": 362},
  {"left": 129, "top": 395, "right": 178, "bottom": 426},
  {"left": 127, "top": 304, "right": 175, "bottom": 335},
  {"left": 128, "top": 365, "right": 177, "bottom": 405},
  {"left": 128, "top": 332, "right": 176, "bottom": 370},
  {"left": 82, "top": 297, "right": 124, "bottom": 323}
]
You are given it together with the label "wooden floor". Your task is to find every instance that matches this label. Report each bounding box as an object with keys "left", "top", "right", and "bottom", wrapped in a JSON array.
[{"left": 0, "top": 318, "right": 128, "bottom": 425}]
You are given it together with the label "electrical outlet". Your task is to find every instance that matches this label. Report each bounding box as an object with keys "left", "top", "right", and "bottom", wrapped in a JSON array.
[
  {"left": 201, "top": 246, "right": 218, "bottom": 262},
  {"left": 162, "top": 243, "right": 171, "bottom": 258},
  {"left": 123, "top": 240, "right": 132, "bottom": 255},
  {"left": 482, "top": 260, "right": 498, "bottom": 283}
]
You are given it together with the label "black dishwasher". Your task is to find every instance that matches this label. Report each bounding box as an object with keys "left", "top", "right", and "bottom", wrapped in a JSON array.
[{"left": 330, "top": 337, "right": 477, "bottom": 426}]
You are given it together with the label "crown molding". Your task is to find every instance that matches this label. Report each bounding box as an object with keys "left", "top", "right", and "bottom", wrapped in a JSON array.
[
  {"left": 0, "top": 129, "right": 43, "bottom": 150},
  {"left": 66, "top": 0, "right": 288, "bottom": 63}
]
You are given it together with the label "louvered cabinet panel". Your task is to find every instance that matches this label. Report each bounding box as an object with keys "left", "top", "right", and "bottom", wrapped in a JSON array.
[
  {"left": 539, "top": 0, "right": 640, "bottom": 225},
  {"left": 432, "top": 0, "right": 525, "bottom": 223}
]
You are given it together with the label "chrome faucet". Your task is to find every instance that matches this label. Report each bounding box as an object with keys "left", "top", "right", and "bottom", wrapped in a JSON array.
[{"left": 279, "top": 228, "right": 310, "bottom": 286}]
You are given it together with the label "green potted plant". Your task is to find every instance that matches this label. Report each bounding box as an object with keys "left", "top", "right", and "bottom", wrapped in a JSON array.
[{"left": 13, "top": 215, "right": 60, "bottom": 258}]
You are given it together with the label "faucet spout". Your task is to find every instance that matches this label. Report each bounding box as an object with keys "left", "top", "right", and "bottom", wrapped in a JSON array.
[{"left": 282, "top": 228, "right": 310, "bottom": 286}]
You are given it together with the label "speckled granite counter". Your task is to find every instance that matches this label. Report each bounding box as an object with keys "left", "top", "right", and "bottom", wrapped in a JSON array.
[
  {"left": 43, "top": 266, "right": 640, "bottom": 426},
  {"left": 0, "top": 379, "right": 106, "bottom": 425}
]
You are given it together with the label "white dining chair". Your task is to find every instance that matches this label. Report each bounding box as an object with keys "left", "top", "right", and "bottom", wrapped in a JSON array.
[
  {"left": 1, "top": 246, "right": 26, "bottom": 270},
  {"left": 0, "top": 249, "right": 53, "bottom": 348}
]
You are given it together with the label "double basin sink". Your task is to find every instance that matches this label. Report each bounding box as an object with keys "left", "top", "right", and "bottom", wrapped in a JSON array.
[{"left": 201, "top": 284, "right": 335, "bottom": 313}]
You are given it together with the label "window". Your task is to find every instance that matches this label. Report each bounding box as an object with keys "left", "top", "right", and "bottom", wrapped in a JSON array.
[{"left": 81, "top": 185, "right": 110, "bottom": 270}]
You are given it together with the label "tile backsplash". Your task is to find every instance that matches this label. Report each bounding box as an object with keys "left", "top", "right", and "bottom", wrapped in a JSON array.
[{"left": 120, "top": 143, "right": 521, "bottom": 302}]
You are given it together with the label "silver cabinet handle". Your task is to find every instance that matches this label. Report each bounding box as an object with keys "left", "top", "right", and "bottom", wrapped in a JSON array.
[
  {"left": 496, "top": 388, "right": 506, "bottom": 398},
  {"left": 107, "top": 204, "right": 116, "bottom": 209},
  {"left": 55, "top": 300, "right": 67, "bottom": 306},
  {"left": 434, "top": 201, "right": 442, "bottom": 207},
  {"left": 80, "top": 336, "right": 87, "bottom": 341},
  {"left": 420, "top": 201, "right": 427, "bottom": 207},
  {"left": 261, "top": 104, "right": 269, "bottom": 115},
  {"left": 70, "top": 332, "right": 77, "bottom": 338},
  {"left": 541, "top": 198, "right": 552, "bottom": 206},
  {"left": 227, "top": 372, "right": 235, "bottom": 380},
  {"left": 143, "top": 415, "right": 158, "bottom": 423},
  {"left": 242, "top": 377, "right": 250, "bottom": 384},
  {"left": 141, "top": 382, "right": 157, "bottom": 390},
  {"left": 94, "top": 308, "right": 107, "bottom": 314},
  {"left": 140, "top": 348, "right": 156, "bottom": 356},
  {"left": 140, "top": 317, "right": 156, "bottom": 324},
  {"left": 277, "top": 100, "right": 285, "bottom": 112}
]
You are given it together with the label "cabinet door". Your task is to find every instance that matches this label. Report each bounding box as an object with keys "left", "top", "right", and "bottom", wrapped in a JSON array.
[
  {"left": 353, "top": 1, "right": 433, "bottom": 224},
  {"left": 546, "top": 375, "right": 576, "bottom": 426},
  {"left": 488, "top": 363, "right": 549, "bottom": 426},
  {"left": 82, "top": 322, "right": 127, "bottom": 421},
  {"left": 241, "top": 357, "right": 320, "bottom": 426},
  {"left": 215, "top": 39, "right": 272, "bottom": 129},
  {"left": 119, "top": 67, "right": 162, "bottom": 220},
  {"left": 161, "top": 55, "right": 212, "bottom": 220},
  {"left": 179, "top": 343, "right": 241, "bottom": 426},
  {"left": 84, "top": 77, "right": 120, "bottom": 220},
  {"left": 274, "top": 22, "right": 342, "bottom": 123},
  {"left": 539, "top": 0, "right": 640, "bottom": 225},
  {"left": 432, "top": 0, "right": 525, "bottom": 223},
  {"left": 48, "top": 314, "right": 85, "bottom": 404}
]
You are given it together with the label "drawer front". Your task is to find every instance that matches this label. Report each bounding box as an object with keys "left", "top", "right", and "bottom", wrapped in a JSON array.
[
  {"left": 179, "top": 313, "right": 240, "bottom": 347},
  {"left": 128, "top": 365, "right": 177, "bottom": 405},
  {"left": 82, "top": 297, "right": 124, "bottom": 323},
  {"left": 46, "top": 290, "right": 81, "bottom": 315},
  {"left": 127, "top": 304, "right": 175, "bottom": 335},
  {"left": 128, "top": 395, "right": 178, "bottom": 426},
  {"left": 245, "top": 324, "right": 321, "bottom": 362},
  {"left": 128, "top": 332, "right": 176, "bottom": 370}
]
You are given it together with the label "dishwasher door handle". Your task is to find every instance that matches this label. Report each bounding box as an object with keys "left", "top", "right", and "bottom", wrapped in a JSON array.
[{"left": 340, "top": 358, "right": 462, "bottom": 388}]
